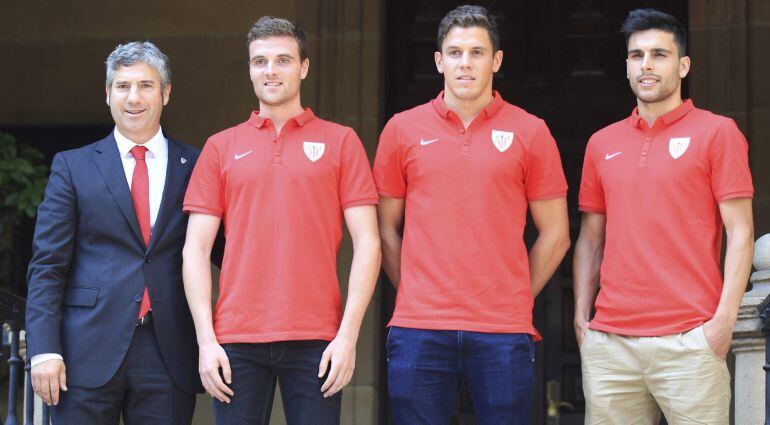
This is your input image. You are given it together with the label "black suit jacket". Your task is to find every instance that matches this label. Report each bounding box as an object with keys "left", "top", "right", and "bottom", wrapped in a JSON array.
[{"left": 26, "top": 134, "right": 203, "bottom": 393}]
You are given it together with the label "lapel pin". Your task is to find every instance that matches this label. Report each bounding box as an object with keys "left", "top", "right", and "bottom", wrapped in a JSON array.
[{"left": 180, "top": 157, "right": 187, "bottom": 164}]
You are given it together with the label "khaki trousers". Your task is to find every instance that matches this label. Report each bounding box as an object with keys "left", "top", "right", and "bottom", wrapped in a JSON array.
[{"left": 580, "top": 325, "right": 730, "bottom": 425}]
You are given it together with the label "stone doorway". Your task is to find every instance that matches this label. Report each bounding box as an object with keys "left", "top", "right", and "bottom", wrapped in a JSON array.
[{"left": 379, "top": 1, "right": 687, "bottom": 424}]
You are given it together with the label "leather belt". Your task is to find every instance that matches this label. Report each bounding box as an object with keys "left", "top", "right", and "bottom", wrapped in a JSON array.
[{"left": 136, "top": 311, "right": 153, "bottom": 326}]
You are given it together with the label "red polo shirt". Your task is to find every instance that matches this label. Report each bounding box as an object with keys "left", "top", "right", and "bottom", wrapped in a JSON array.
[
  {"left": 374, "top": 91, "right": 567, "bottom": 335},
  {"left": 580, "top": 100, "right": 754, "bottom": 336},
  {"left": 184, "top": 109, "right": 378, "bottom": 343}
]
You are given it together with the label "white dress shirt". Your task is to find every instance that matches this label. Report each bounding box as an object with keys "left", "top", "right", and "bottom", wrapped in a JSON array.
[
  {"left": 114, "top": 126, "right": 168, "bottom": 229},
  {"left": 31, "top": 127, "right": 168, "bottom": 367}
]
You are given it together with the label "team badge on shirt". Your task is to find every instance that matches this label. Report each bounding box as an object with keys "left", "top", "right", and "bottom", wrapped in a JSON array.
[
  {"left": 491, "top": 130, "right": 514, "bottom": 152},
  {"left": 303, "top": 142, "right": 325, "bottom": 162},
  {"left": 668, "top": 137, "right": 690, "bottom": 159}
]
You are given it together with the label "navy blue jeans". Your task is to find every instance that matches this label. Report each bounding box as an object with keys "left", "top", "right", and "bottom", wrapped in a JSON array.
[
  {"left": 387, "top": 326, "right": 535, "bottom": 425},
  {"left": 214, "top": 340, "right": 341, "bottom": 425}
]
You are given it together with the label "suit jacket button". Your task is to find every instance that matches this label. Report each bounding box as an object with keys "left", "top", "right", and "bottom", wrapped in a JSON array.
[
  {"left": 144, "top": 255, "right": 152, "bottom": 263},
  {"left": 134, "top": 294, "right": 142, "bottom": 302}
]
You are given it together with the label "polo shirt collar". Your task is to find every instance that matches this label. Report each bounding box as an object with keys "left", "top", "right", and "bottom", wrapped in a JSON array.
[
  {"left": 114, "top": 126, "right": 166, "bottom": 159},
  {"left": 432, "top": 90, "right": 505, "bottom": 119},
  {"left": 247, "top": 108, "right": 316, "bottom": 129},
  {"left": 627, "top": 99, "right": 694, "bottom": 129}
]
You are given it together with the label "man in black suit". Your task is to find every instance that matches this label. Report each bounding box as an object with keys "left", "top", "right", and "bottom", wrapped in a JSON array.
[{"left": 26, "top": 41, "right": 201, "bottom": 424}]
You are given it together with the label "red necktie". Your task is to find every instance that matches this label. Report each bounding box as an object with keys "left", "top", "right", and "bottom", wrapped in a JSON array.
[{"left": 130, "top": 146, "right": 151, "bottom": 319}]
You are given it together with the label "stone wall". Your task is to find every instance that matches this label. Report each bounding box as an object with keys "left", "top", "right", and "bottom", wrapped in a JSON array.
[{"left": 690, "top": 0, "right": 770, "bottom": 235}]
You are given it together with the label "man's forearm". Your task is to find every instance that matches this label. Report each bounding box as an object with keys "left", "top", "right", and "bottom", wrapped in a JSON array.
[
  {"left": 714, "top": 228, "right": 754, "bottom": 324},
  {"left": 337, "top": 236, "right": 381, "bottom": 341},
  {"left": 529, "top": 229, "right": 570, "bottom": 297},
  {"left": 572, "top": 237, "right": 603, "bottom": 324},
  {"left": 182, "top": 246, "right": 217, "bottom": 345},
  {"left": 380, "top": 228, "right": 402, "bottom": 288}
]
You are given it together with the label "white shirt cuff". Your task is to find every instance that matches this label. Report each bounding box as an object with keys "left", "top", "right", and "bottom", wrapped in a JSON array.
[{"left": 30, "top": 353, "right": 63, "bottom": 367}]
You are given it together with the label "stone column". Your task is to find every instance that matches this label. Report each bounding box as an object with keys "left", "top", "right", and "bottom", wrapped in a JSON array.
[
  {"left": 731, "top": 233, "right": 770, "bottom": 425},
  {"left": 294, "top": 2, "right": 384, "bottom": 424}
]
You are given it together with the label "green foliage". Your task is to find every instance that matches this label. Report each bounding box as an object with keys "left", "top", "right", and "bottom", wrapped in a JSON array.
[{"left": 0, "top": 132, "right": 48, "bottom": 233}]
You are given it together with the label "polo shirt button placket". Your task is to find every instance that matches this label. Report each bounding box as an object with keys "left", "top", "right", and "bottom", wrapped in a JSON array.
[
  {"left": 639, "top": 136, "right": 652, "bottom": 166},
  {"left": 460, "top": 128, "right": 471, "bottom": 154},
  {"left": 273, "top": 138, "right": 282, "bottom": 164}
]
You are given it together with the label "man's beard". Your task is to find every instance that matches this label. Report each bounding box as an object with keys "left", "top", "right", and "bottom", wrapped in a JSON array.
[{"left": 631, "top": 78, "right": 680, "bottom": 105}]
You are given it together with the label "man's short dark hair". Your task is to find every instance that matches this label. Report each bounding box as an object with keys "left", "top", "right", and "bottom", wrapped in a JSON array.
[
  {"left": 620, "top": 9, "right": 687, "bottom": 57},
  {"left": 247, "top": 16, "right": 308, "bottom": 60},
  {"left": 437, "top": 5, "right": 500, "bottom": 52}
]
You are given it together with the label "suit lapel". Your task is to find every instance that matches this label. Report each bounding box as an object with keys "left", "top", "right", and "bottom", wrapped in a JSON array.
[
  {"left": 148, "top": 138, "right": 189, "bottom": 251},
  {"left": 93, "top": 135, "right": 146, "bottom": 248}
]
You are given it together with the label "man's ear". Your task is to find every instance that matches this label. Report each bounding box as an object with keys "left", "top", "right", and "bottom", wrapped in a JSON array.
[
  {"left": 301, "top": 58, "right": 310, "bottom": 80},
  {"left": 679, "top": 55, "right": 691, "bottom": 79},
  {"left": 492, "top": 50, "right": 503, "bottom": 73},
  {"left": 435, "top": 51, "right": 444, "bottom": 74},
  {"left": 162, "top": 84, "right": 171, "bottom": 106}
]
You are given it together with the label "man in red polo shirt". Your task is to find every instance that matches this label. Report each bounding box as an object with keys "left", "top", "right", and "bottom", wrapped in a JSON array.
[
  {"left": 182, "top": 16, "right": 380, "bottom": 424},
  {"left": 574, "top": 9, "right": 754, "bottom": 425},
  {"left": 374, "top": 5, "right": 570, "bottom": 424}
]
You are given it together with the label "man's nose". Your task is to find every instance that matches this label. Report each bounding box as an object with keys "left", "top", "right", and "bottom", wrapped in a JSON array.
[
  {"left": 460, "top": 52, "right": 471, "bottom": 67},
  {"left": 265, "top": 60, "right": 276, "bottom": 74},
  {"left": 127, "top": 84, "right": 141, "bottom": 102},
  {"left": 641, "top": 52, "right": 654, "bottom": 71}
]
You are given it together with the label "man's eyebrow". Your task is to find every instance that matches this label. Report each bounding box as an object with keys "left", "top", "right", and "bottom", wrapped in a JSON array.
[
  {"left": 627, "top": 47, "right": 672, "bottom": 54},
  {"left": 250, "top": 53, "right": 295, "bottom": 61},
  {"left": 444, "top": 44, "right": 488, "bottom": 50}
]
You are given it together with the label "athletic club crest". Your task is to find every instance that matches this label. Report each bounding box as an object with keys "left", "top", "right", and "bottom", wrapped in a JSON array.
[
  {"left": 303, "top": 142, "right": 325, "bottom": 162},
  {"left": 668, "top": 137, "right": 690, "bottom": 159},
  {"left": 491, "top": 130, "right": 514, "bottom": 152}
]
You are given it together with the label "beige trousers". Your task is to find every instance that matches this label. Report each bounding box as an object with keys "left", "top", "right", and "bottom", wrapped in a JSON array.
[{"left": 580, "top": 325, "right": 730, "bottom": 425}]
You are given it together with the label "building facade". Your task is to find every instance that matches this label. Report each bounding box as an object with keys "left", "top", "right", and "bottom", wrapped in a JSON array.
[{"left": 1, "top": 0, "right": 767, "bottom": 423}]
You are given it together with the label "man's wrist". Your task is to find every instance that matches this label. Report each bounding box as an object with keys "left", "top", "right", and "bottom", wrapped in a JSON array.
[
  {"left": 711, "top": 310, "right": 738, "bottom": 327},
  {"left": 573, "top": 310, "right": 591, "bottom": 326},
  {"left": 31, "top": 353, "right": 63, "bottom": 367},
  {"left": 334, "top": 327, "right": 360, "bottom": 345},
  {"left": 196, "top": 332, "right": 219, "bottom": 346}
]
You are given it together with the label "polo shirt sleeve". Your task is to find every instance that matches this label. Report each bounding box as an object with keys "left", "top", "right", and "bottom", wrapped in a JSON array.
[
  {"left": 372, "top": 117, "right": 406, "bottom": 198},
  {"left": 339, "top": 129, "right": 379, "bottom": 209},
  {"left": 183, "top": 138, "right": 225, "bottom": 217},
  {"left": 578, "top": 136, "right": 605, "bottom": 214},
  {"left": 709, "top": 119, "right": 754, "bottom": 202},
  {"left": 524, "top": 120, "right": 568, "bottom": 201}
]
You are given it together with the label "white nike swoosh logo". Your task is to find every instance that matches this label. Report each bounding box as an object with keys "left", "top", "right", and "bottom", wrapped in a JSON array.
[
  {"left": 605, "top": 152, "right": 622, "bottom": 160},
  {"left": 420, "top": 138, "right": 440, "bottom": 146},
  {"left": 234, "top": 150, "right": 253, "bottom": 160}
]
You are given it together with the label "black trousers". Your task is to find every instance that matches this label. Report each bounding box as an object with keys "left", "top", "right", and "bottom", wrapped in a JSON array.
[{"left": 52, "top": 324, "right": 196, "bottom": 425}]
